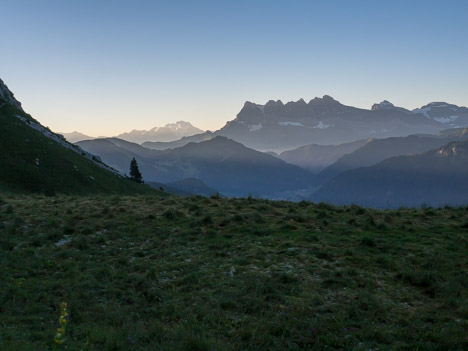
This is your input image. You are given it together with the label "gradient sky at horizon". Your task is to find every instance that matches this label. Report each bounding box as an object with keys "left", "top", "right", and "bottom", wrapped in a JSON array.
[{"left": 1, "top": 0, "right": 468, "bottom": 136}]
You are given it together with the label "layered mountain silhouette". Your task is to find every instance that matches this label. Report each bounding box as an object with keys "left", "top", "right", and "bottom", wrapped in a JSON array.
[
  {"left": 3, "top": 76, "right": 467, "bottom": 207},
  {"left": 142, "top": 131, "right": 215, "bottom": 150},
  {"left": 59, "top": 131, "right": 94, "bottom": 143},
  {"left": 312, "top": 139, "right": 468, "bottom": 208},
  {"left": 317, "top": 128, "right": 468, "bottom": 184},
  {"left": 142, "top": 96, "right": 468, "bottom": 153},
  {"left": 78, "top": 136, "right": 315, "bottom": 197},
  {"left": 277, "top": 139, "right": 369, "bottom": 174},
  {"left": 61, "top": 121, "right": 204, "bottom": 144},
  {"left": 0, "top": 79, "right": 155, "bottom": 195}
]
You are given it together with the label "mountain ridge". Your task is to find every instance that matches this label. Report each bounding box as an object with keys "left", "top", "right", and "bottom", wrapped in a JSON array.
[
  {"left": 0, "top": 78, "right": 157, "bottom": 195},
  {"left": 78, "top": 135, "right": 316, "bottom": 197},
  {"left": 311, "top": 138, "right": 468, "bottom": 208}
]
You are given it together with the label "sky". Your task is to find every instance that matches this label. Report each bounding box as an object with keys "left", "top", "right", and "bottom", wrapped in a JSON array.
[{"left": 1, "top": 0, "right": 468, "bottom": 136}]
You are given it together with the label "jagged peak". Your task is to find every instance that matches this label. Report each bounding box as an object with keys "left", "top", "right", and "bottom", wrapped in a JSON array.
[
  {"left": 308, "top": 95, "right": 339, "bottom": 105},
  {"left": 296, "top": 98, "right": 307, "bottom": 105},
  {"left": 0, "top": 78, "right": 23, "bottom": 111},
  {"left": 371, "top": 100, "right": 395, "bottom": 111},
  {"left": 242, "top": 101, "right": 257, "bottom": 108},
  {"left": 265, "top": 100, "right": 284, "bottom": 107}
]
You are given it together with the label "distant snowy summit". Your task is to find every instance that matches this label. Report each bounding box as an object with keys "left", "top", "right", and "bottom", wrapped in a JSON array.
[
  {"left": 61, "top": 121, "right": 205, "bottom": 144},
  {"left": 115, "top": 121, "right": 204, "bottom": 144},
  {"left": 371, "top": 100, "right": 468, "bottom": 127},
  {"left": 59, "top": 131, "right": 95, "bottom": 143},
  {"left": 412, "top": 102, "right": 468, "bottom": 125}
]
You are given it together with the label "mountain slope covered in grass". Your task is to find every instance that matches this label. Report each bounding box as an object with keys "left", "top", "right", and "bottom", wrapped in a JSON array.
[{"left": 0, "top": 80, "right": 157, "bottom": 195}]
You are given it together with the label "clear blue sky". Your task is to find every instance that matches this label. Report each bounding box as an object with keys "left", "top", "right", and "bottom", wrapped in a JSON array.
[{"left": 1, "top": 0, "right": 467, "bottom": 136}]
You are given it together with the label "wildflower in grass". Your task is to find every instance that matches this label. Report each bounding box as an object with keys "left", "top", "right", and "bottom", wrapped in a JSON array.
[{"left": 54, "top": 302, "right": 69, "bottom": 346}]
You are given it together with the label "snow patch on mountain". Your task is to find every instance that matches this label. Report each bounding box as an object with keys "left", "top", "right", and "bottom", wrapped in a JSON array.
[
  {"left": 313, "top": 121, "right": 333, "bottom": 129},
  {"left": 412, "top": 106, "right": 431, "bottom": 118},
  {"left": 248, "top": 123, "right": 262, "bottom": 131},
  {"left": 278, "top": 122, "right": 304, "bottom": 127},
  {"left": 433, "top": 116, "right": 459, "bottom": 124}
]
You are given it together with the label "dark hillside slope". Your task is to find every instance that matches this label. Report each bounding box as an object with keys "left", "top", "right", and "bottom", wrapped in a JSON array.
[
  {"left": 278, "top": 139, "right": 369, "bottom": 173},
  {"left": 147, "top": 136, "right": 316, "bottom": 197},
  {"left": 76, "top": 138, "right": 167, "bottom": 181},
  {"left": 312, "top": 139, "right": 468, "bottom": 208},
  {"left": 318, "top": 130, "right": 468, "bottom": 183},
  {"left": 80, "top": 136, "right": 316, "bottom": 197},
  {"left": 0, "top": 82, "right": 156, "bottom": 195}
]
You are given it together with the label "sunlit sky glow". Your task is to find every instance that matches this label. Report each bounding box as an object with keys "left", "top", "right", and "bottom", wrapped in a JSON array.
[{"left": 1, "top": 0, "right": 468, "bottom": 136}]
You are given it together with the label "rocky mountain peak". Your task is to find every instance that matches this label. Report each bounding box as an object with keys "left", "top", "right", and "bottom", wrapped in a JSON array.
[
  {"left": 296, "top": 98, "right": 307, "bottom": 105},
  {"left": 308, "top": 95, "right": 339, "bottom": 105},
  {"left": 265, "top": 100, "right": 284, "bottom": 107},
  {"left": 371, "top": 100, "right": 395, "bottom": 111},
  {"left": 0, "top": 78, "right": 23, "bottom": 111}
]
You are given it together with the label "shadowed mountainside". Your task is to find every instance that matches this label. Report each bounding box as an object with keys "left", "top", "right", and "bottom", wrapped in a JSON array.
[
  {"left": 312, "top": 139, "right": 468, "bottom": 208},
  {"left": 0, "top": 79, "right": 157, "bottom": 195},
  {"left": 79, "top": 136, "right": 316, "bottom": 197},
  {"left": 317, "top": 128, "right": 468, "bottom": 183}
]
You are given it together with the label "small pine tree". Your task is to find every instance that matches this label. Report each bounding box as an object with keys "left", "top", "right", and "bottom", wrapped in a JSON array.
[{"left": 129, "top": 158, "right": 143, "bottom": 183}]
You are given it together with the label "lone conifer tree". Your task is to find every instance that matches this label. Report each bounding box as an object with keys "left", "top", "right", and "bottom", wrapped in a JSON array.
[{"left": 129, "top": 158, "right": 143, "bottom": 183}]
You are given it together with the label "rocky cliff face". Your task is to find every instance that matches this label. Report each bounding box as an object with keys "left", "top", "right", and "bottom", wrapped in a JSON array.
[
  {"left": 0, "top": 79, "right": 23, "bottom": 111},
  {"left": 217, "top": 96, "right": 444, "bottom": 152}
]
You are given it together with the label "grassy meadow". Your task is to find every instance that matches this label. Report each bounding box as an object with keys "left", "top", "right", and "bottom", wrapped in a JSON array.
[{"left": 0, "top": 194, "right": 467, "bottom": 350}]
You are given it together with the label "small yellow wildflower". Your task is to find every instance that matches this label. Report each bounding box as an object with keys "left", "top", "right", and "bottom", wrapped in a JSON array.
[{"left": 53, "top": 302, "right": 68, "bottom": 346}]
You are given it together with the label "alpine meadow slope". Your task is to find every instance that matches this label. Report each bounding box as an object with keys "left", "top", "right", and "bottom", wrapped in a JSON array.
[{"left": 0, "top": 79, "right": 158, "bottom": 196}]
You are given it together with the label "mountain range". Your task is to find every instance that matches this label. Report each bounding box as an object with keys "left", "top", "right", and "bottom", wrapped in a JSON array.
[
  {"left": 312, "top": 139, "right": 468, "bottom": 208},
  {"left": 142, "top": 96, "right": 468, "bottom": 153},
  {"left": 2, "top": 76, "right": 468, "bottom": 207},
  {"left": 77, "top": 136, "right": 316, "bottom": 197},
  {"left": 316, "top": 128, "right": 468, "bottom": 184},
  {"left": 276, "top": 139, "right": 369, "bottom": 174},
  {"left": 115, "top": 121, "right": 204, "bottom": 143},
  {"left": 61, "top": 121, "right": 204, "bottom": 144}
]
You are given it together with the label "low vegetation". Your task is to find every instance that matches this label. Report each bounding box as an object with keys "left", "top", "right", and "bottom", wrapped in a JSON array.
[
  {"left": 0, "top": 194, "right": 467, "bottom": 350},
  {"left": 0, "top": 102, "right": 156, "bottom": 196}
]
